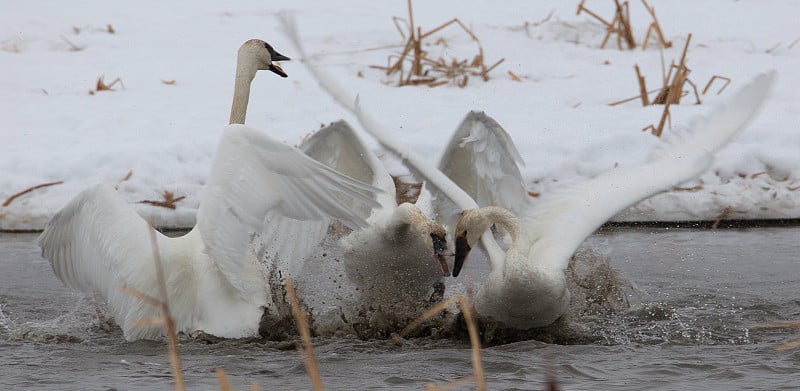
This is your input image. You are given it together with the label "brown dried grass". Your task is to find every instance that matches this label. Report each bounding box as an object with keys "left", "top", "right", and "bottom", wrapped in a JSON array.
[
  {"left": 373, "top": 0, "right": 504, "bottom": 88},
  {"left": 89, "top": 75, "right": 124, "bottom": 95},
  {"left": 139, "top": 190, "right": 186, "bottom": 210},
  {"left": 577, "top": 0, "right": 672, "bottom": 50},
  {"left": 610, "top": 34, "right": 731, "bottom": 138}
]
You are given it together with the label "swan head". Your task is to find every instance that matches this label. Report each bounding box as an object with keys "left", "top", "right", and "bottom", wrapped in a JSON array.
[
  {"left": 238, "top": 39, "right": 290, "bottom": 78},
  {"left": 453, "top": 210, "right": 481, "bottom": 277},
  {"left": 453, "top": 207, "right": 514, "bottom": 277},
  {"left": 393, "top": 203, "right": 451, "bottom": 277},
  {"left": 429, "top": 224, "right": 451, "bottom": 277}
]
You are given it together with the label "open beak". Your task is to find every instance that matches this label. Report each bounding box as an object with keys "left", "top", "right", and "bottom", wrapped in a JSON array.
[
  {"left": 431, "top": 234, "right": 451, "bottom": 277},
  {"left": 269, "top": 63, "right": 288, "bottom": 78},
  {"left": 453, "top": 234, "right": 471, "bottom": 277},
  {"left": 269, "top": 50, "right": 290, "bottom": 78}
]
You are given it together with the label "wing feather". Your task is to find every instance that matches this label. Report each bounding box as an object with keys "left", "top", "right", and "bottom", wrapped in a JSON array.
[
  {"left": 196, "top": 124, "right": 382, "bottom": 295},
  {"left": 436, "top": 111, "right": 530, "bottom": 220},
  {"left": 526, "top": 71, "right": 776, "bottom": 272},
  {"left": 37, "top": 183, "right": 174, "bottom": 340}
]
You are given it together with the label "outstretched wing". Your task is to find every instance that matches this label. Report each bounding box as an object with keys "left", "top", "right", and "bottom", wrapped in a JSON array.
[
  {"left": 526, "top": 71, "right": 776, "bottom": 272},
  {"left": 259, "top": 121, "right": 396, "bottom": 275},
  {"left": 38, "top": 183, "right": 172, "bottom": 340},
  {"left": 436, "top": 111, "right": 530, "bottom": 222},
  {"left": 196, "top": 124, "right": 382, "bottom": 295}
]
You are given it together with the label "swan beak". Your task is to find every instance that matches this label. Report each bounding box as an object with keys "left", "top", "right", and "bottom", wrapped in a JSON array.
[
  {"left": 453, "top": 235, "right": 471, "bottom": 277},
  {"left": 269, "top": 63, "right": 288, "bottom": 78},
  {"left": 431, "top": 233, "right": 451, "bottom": 277},
  {"left": 268, "top": 50, "right": 290, "bottom": 78}
]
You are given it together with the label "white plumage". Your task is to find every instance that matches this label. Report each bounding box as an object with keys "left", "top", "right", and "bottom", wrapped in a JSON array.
[
  {"left": 38, "top": 39, "right": 380, "bottom": 341},
  {"left": 299, "top": 121, "right": 449, "bottom": 304},
  {"left": 450, "top": 71, "right": 776, "bottom": 328}
]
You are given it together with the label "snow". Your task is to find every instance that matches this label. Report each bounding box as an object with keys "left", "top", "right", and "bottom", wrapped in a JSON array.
[{"left": 2, "top": 0, "right": 798, "bottom": 231}]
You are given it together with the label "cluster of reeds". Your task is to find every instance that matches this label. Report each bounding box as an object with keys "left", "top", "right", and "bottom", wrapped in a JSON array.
[
  {"left": 609, "top": 33, "right": 732, "bottom": 137},
  {"left": 576, "top": 0, "right": 671, "bottom": 50},
  {"left": 371, "top": 0, "right": 504, "bottom": 88}
]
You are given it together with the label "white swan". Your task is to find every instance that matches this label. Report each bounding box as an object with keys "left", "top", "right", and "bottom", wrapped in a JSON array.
[
  {"left": 450, "top": 72, "right": 776, "bottom": 328},
  {"left": 298, "top": 121, "right": 450, "bottom": 304},
  {"left": 38, "top": 39, "right": 381, "bottom": 341},
  {"left": 279, "top": 15, "right": 775, "bottom": 329}
]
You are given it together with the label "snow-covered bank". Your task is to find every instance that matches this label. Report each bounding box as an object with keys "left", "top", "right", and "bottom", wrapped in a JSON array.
[{"left": 2, "top": 0, "right": 798, "bottom": 230}]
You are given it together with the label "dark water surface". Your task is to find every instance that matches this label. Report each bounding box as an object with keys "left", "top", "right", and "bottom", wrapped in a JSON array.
[{"left": 1, "top": 228, "right": 798, "bottom": 390}]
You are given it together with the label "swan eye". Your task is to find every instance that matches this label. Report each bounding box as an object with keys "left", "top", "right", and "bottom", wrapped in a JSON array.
[{"left": 430, "top": 233, "right": 447, "bottom": 255}]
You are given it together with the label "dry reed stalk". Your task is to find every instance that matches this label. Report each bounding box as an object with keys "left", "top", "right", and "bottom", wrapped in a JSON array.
[
  {"left": 139, "top": 191, "right": 186, "bottom": 210},
  {"left": 710, "top": 206, "right": 733, "bottom": 230},
  {"left": 641, "top": 0, "right": 672, "bottom": 50},
  {"left": 96, "top": 75, "right": 124, "bottom": 91},
  {"left": 378, "top": 0, "right": 503, "bottom": 87},
  {"left": 2, "top": 181, "right": 63, "bottom": 207},
  {"left": 115, "top": 170, "right": 133, "bottom": 190},
  {"left": 752, "top": 321, "right": 800, "bottom": 329},
  {"left": 578, "top": 0, "right": 635, "bottom": 50},
  {"left": 702, "top": 75, "right": 731, "bottom": 95},
  {"left": 752, "top": 321, "right": 800, "bottom": 351},
  {"left": 122, "top": 223, "right": 186, "bottom": 390},
  {"left": 147, "top": 224, "right": 186, "bottom": 390},
  {"left": 215, "top": 369, "right": 233, "bottom": 391},
  {"left": 642, "top": 34, "right": 703, "bottom": 137},
  {"left": 400, "top": 295, "right": 486, "bottom": 391},
  {"left": 634, "top": 64, "right": 650, "bottom": 106},
  {"left": 59, "top": 35, "right": 83, "bottom": 51},
  {"left": 284, "top": 278, "right": 324, "bottom": 391}
]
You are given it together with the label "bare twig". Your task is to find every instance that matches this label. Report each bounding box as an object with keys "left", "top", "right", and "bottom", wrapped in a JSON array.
[
  {"left": 139, "top": 191, "right": 186, "bottom": 210},
  {"left": 59, "top": 35, "right": 84, "bottom": 51},
  {"left": 702, "top": 75, "right": 731, "bottom": 95},
  {"left": 3, "top": 181, "right": 63, "bottom": 207}
]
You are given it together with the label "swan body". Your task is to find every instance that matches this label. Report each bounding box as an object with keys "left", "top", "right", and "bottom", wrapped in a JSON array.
[
  {"left": 297, "top": 121, "right": 449, "bottom": 304},
  {"left": 38, "top": 39, "right": 380, "bottom": 341},
  {"left": 452, "top": 72, "right": 776, "bottom": 328}
]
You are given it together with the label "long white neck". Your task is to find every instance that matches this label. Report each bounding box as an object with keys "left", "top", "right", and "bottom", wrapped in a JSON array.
[
  {"left": 229, "top": 58, "right": 257, "bottom": 125},
  {"left": 478, "top": 206, "right": 520, "bottom": 244}
]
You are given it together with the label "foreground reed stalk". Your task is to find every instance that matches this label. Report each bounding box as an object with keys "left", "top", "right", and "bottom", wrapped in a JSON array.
[
  {"left": 147, "top": 227, "right": 186, "bottom": 390},
  {"left": 285, "top": 278, "right": 325, "bottom": 391},
  {"left": 400, "top": 295, "right": 486, "bottom": 391}
]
